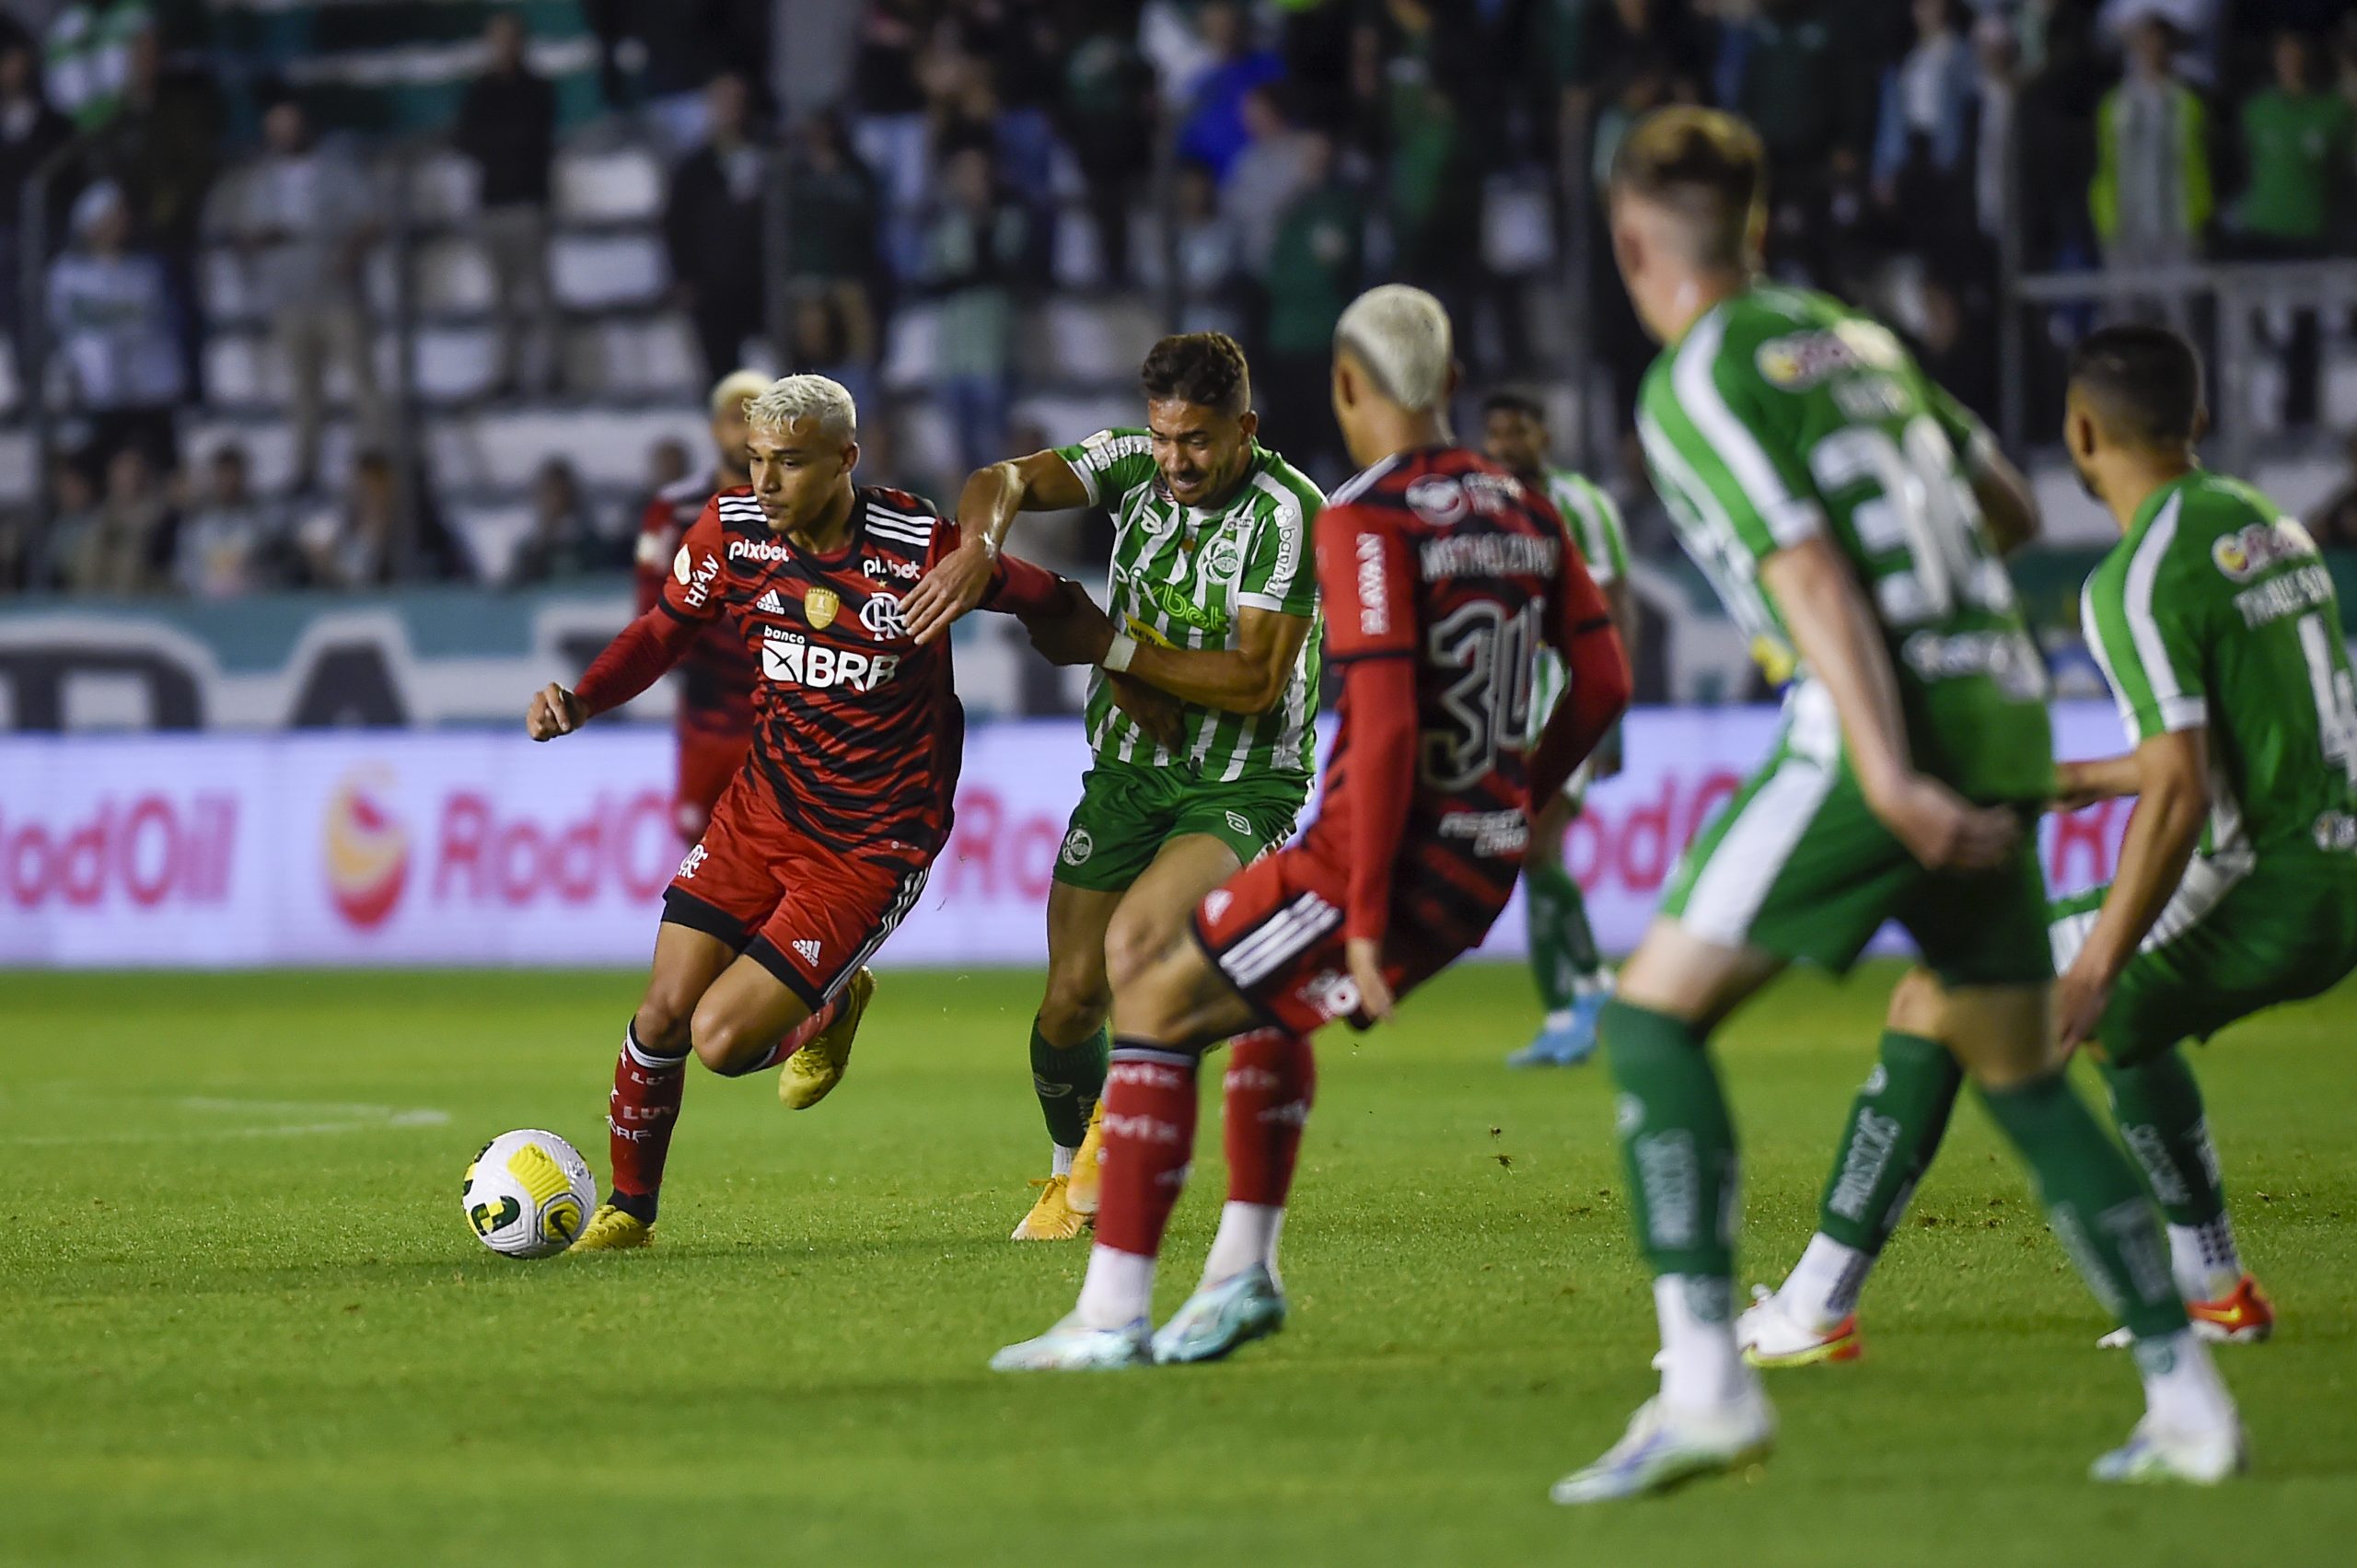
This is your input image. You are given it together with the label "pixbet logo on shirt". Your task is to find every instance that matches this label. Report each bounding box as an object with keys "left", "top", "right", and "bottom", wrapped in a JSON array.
[{"left": 761, "top": 630, "right": 901, "bottom": 691}]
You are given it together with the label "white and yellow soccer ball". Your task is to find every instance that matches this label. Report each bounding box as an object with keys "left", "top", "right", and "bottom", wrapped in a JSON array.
[{"left": 462, "top": 1129, "right": 596, "bottom": 1258}]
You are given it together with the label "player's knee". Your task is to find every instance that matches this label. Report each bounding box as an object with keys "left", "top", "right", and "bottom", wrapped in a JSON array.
[
  {"left": 633, "top": 989, "right": 697, "bottom": 1057},
  {"left": 1038, "top": 969, "right": 1110, "bottom": 1042},
  {"left": 1105, "top": 912, "right": 1184, "bottom": 995},
  {"left": 688, "top": 1002, "right": 764, "bottom": 1076},
  {"left": 1885, "top": 968, "right": 1945, "bottom": 1037}
]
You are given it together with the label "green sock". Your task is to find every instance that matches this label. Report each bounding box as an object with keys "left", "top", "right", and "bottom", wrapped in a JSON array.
[
  {"left": 1599, "top": 1000, "right": 1738, "bottom": 1277},
  {"left": 1817, "top": 1031, "right": 1965, "bottom": 1254},
  {"left": 1979, "top": 1070, "right": 2188, "bottom": 1342},
  {"left": 1557, "top": 869, "right": 1605, "bottom": 991},
  {"left": 1525, "top": 862, "right": 1576, "bottom": 1013},
  {"left": 1029, "top": 1018, "right": 1109, "bottom": 1152},
  {"left": 2100, "top": 1048, "right": 2226, "bottom": 1228}
]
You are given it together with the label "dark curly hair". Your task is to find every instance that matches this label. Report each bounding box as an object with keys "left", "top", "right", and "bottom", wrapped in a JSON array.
[{"left": 1139, "top": 332, "right": 1252, "bottom": 418}]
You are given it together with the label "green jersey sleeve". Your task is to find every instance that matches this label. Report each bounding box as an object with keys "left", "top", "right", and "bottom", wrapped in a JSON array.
[
  {"left": 1547, "top": 470, "right": 1630, "bottom": 587},
  {"left": 1643, "top": 310, "right": 1829, "bottom": 563},
  {"left": 1054, "top": 428, "right": 1159, "bottom": 507},
  {"left": 2082, "top": 507, "right": 2210, "bottom": 742},
  {"left": 1237, "top": 463, "right": 1322, "bottom": 617}
]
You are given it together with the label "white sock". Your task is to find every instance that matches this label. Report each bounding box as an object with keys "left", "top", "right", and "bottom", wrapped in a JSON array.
[
  {"left": 1655, "top": 1275, "right": 1750, "bottom": 1410},
  {"left": 1201, "top": 1202, "right": 1283, "bottom": 1290},
  {"left": 1051, "top": 1144, "right": 1076, "bottom": 1179},
  {"left": 1776, "top": 1232, "right": 1873, "bottom": 1332},
  {"left": 2134, "top": 1330, "right": 2238, "bottom": 1434},
  {"left": 2165, "top": 1218, "right": 2243, "bottom": 1303},
  {"left": 1074, "top": 1244, "right": 1154, "bottom": 1330},
  {"left": 1543, "top": 1008, "right": 1574, "bottom": 1032}
]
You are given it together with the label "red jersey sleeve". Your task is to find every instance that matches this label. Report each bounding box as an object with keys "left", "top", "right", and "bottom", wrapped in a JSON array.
[
  {"left": 654, "top": 499, "right": 729, "bottom": 626},
  {"left": 1315, "top": 503, "right": 1417, "bottom": 662},
  {"left": 1527, "top": 543, "right": 1632, "bottom": 805},
  {"left": 632, "top": 494, "right": 675, "bottom": 616},
  {"left": 576, "top": 501, "right": 724, "bottom": 716}
]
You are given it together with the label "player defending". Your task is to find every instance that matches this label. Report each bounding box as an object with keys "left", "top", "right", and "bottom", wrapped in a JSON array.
[
  {"left": 633, "top": 368, "right": 770, "bottom": 842},
  {"left": 988, "top": 285, "right": 1631, "bottom": 1370},
  {"left": 1552, "top": 110, "right": 2242, "bottom": 1503},
  {"left": 527, "top": 376, "right": 1099, "bottom": 1249},
  {"left": 1741, "top": 324, "right": 2356, "bottom": 1364},
  {"left": 1481, "top": 389, "right": 1635, "bottom": 1066},
  {"left": 903, "top": 333, "right": 1325, "bottom": 1241}
]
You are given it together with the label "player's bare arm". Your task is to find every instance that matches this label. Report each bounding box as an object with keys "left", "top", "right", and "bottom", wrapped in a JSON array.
[
  {"left": 2056, "top": 726, "right": 2211, "bottom": 1051},
  {"left": 1969, "top": 445, "right": 2042, "bottom": 557},
  {"left": 906, "top": 451, "right": 1090, "bottom": 643},
  {"left": 1030, "top": 603, "right": 1311, "bottom": 716},
  {"left": 1759, "top": 537, "right": 2017, "bottom": 871},
  {"left": 2053, "top": 751, "right": 2145, "bottom": 810}
]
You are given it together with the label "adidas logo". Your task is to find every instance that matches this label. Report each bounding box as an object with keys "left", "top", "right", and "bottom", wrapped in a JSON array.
[
  {"left": 792, "top": 938, "right": 822, "bottom": 964},
  {"left": 758, "top": 589, "right": 786, "bottom": 615}
]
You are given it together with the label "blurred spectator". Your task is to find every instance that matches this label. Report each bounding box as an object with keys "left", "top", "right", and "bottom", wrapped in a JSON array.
[
  {"left": 2232, "top": 30, "right": 2351, "bottom": 425},
  {"left": 1873, "top": 0, "right": 1977, "bottom": 203},
  {"left": 507, "top": 457, "right": 610, "bottom": 586},
  {"left": 785, "top": 291, "right": 876, "bottom": 413},
  {"left": 1257, "top": 132, "right": 1357, "bottom": 481},
  {"left": 172, "top": 443, "right": 289, "bottom": 598},
  {"left": 2015, "top": 6, "right": 2106, "bottom": 271},
  {"left": 1223, "top": 86, "right": 1314, "bottom": 274},
  {"left": 1556, "top": 0, "right": 1708, "bottom": 131},
  {"left": 1145, "top": 158, "right": 1247, "bottom": 340},
  {"left": 1379, "top": 1, "right": 1480, "bottom": 331},
  {"left": 236, "top": 99, "right": 385, "bottom": 494},
  {"left": 923, "top": 144, "right": 1029, "bottom": 479},
  {"left": 456, "top": 9, "right": 559, "bottom": 398},
  {"left": 642, "top": 435, "right": 691, "bottom": 498},
  {"left": 1061, "top": 15, "right": 1157, "bottom": 285},
  {"left": 48, "top": 179, "right": 181, "bottom": 471},
  {"left": 588, "top": 0, "right": 728, "bottom": 152},
  {"left": 0, "top": 33, "right": 72, "bottom": 376},
  {"left": 1732, "top": 0, "right": 1874, "bottom": 285},
  {"left": 2092, "top": 17, "right": 2212, "bottom": 273},
  {"left": 1177, "top": 2, "right": 1283, "bottom": 182},
  {"left": 54, "top": 443, "right": 172, "bottom": 593},
  {"left": 784, "top": 112, "right": 879, "bottom": 370},
  {"left": 2311, "top": 430, "right": 2357, "bottom": 548},
  {"left": 1969, "top": 18, "right": 2021, "bottom": 245},
  {"left": 41, "top": 0, "right": 147, "bottom": 133},
  {"left": 664, "top": 72, "right": 768, "bottom": 385},
  {"left": 296, "top": 448, "right": 401, "bottom": 590},
  {"left": 84, "top": 24, "right": 217, "bottom": 397}
]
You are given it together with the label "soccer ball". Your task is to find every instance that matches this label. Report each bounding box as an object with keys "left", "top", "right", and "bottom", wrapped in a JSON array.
[{"left": 462, "top": 1129, "right": 596, "bottom": 1258}]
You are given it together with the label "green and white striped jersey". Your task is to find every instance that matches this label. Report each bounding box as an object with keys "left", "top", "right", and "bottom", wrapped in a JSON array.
[
  {"left": 1054, "top": 429, "right": 1324, "bottom": 778},
  {"left": 1634, "top": 285, "right": 2052, "bottom": 803},
  {"left": 1527, "top": 469, "right": 1628, "bottom": 746},
  {"left": 2083, "top": 470, "right": 2357, "bottom": 861}
]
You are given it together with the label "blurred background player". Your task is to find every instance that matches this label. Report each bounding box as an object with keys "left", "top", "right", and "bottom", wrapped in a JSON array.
[
  {"left": 1482, "top": 389, "right": 1634, "bottom": 1068},
  {"left": 904, "top": 333, "right": 1325, "bottom": 1242},
  {"left": 1553, "top": 108, "right": 2240, "bottom": 1505},
  {"left": 633, "top": 368, "right": 769, "bottom": 842},
  {"left": 1743, "top": 325, "right": 2357, "bottom": 1367},
  {"left": 989, "top": 286, "right": 1631, "bottom": 1371},
  {"left": 527, "top": 375, "right": 1101, "bottom": 1250}
]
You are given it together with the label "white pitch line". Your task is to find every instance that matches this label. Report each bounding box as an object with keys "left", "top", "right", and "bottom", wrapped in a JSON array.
[{"left": 0, "top": 1099, "right": 452, "bottom": 1145}]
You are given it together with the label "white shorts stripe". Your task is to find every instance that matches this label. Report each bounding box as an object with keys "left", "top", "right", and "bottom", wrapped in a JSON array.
[
  {"left": 1216, "top": 892, "right": 1328, "bottom": 979},
  {"left": 830, "top": 865, "right": 929, "bottom": 998},
  {"left": 1677, "top": 755, "right": 1838, "bottom": 949},
  {"left": 1226, "top": 896, "right": 1342, "bottom": 987}
]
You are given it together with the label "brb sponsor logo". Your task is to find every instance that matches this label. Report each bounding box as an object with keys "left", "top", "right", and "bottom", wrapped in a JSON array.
[
  {"left": 322, "top": 764, "right": 410, "bottom": 928},
  {"left": 2, "top": 791, "right": 237, "bottom": 910},
  {"left": 761, "top": 630, "right": 900, "bottom": 692}
]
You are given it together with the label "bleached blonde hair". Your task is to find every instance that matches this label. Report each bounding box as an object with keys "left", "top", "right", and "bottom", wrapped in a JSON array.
[
  {"left": 1334, "top": 285, "right": 1453, "bottom": 412},
  {"left": 708, "top": 368, "right": 772, "bottom": 421},
  {"left": 745, "top": 374, "right": 858, "bottom": 443}
]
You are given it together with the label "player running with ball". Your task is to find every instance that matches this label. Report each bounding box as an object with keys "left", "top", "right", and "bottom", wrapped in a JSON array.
[
  {"left": 1552, "top": 110, "right": 2242, "bottom": 1503},
  {"left": 904, "top": 333, "right": 1325, "bottom": 1243},
  {"left": 525, "top": 376, "right": 1104, "bottom": 1249},
  {"left": 1741, "top": 324, "right": 2357, "bottom": 1365},
  {"left": 990, "top": 285, "right": 1631, "bottom": 1370}
]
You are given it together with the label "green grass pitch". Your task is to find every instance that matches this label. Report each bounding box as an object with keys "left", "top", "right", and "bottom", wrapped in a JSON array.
[{"left": 3, "top": 962, "right": 2353, "bottom": 1566}]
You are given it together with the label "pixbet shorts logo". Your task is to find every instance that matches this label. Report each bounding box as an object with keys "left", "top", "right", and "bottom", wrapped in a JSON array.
[
  {"left": 1060, "top": 826, "right": 1094, "bottom": 865},
  {"left": 322, "top": 763, "right": 409, "bottom": 929}
]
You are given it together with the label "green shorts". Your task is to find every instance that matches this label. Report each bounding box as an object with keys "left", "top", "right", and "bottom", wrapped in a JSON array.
[
  {"left": 1052, "top": 761, "right": 1309, "bottom": 893},
  {"left": 2049, "top": 848, "right": 2357, "bottom": 1065},
  {"left": 1662, "top": 742, "right": 2050, "bottom": 988}
]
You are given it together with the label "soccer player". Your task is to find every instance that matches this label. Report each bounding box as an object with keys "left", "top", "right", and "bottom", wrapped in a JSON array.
[
  {"left": 902, "top": 333, "right": 1326, "bottom": 1242},
  {"left": 1481, "top": 389, "right": 1635, "bottom": 1067},
  {"left": 1551, "top": 109, "right": 2242, "bottom": 1503},
  {"left": 633, "top": 368, "right": 771, "bottom": 842},
  {"left": 1741, "top": 324, "right": 2356, "bottom": 1365},
  {"left": 987, "top": 285, "right": 1632, "bottom": 1370},
  {"left": 526, "top": 376, "right": 1101, "bottom": 1249}
]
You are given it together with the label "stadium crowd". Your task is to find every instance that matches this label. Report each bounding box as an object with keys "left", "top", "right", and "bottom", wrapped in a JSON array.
[{"left": 0, "top": 0, "right": 2354, "bottom": 596}]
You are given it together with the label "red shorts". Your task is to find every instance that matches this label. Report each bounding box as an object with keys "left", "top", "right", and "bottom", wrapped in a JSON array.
[
  {"left": 674, "top": 725, "right": 753, "bottom": 842},
  {"left": 1190, "top": 841, "right": 1498, "bottom": 1035},
  {"left": 662, "top": 776, "right": 928, "bottom": 1009}
]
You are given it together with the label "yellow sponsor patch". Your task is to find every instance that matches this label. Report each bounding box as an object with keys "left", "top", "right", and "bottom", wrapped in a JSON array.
[
  {"left": 506, "top": 1141, "right": 572, "bottom": 1206},
  {"left": 1122, "top": 615, "right": 1179, "bottom": 649}
]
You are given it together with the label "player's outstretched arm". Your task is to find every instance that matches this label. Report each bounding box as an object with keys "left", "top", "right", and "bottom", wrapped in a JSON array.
[
  {"left": 2052, "top": 752, "right": 2143, "bottom": 810},
  {"left": 548, "top": 603, "right": 701, "bottom": 734},
  {"left": 1106, "top": 607, "right": 1312, "bottom": 714},
  {"left": 1760, "top": 536, "right": 2018, "bottom": 871},
  {"left": 2055, "top": 728, "right": 2209, "bottom": 1050},
  {"left": 906, "top": 451, "right": 1091, "bottom": 645}
]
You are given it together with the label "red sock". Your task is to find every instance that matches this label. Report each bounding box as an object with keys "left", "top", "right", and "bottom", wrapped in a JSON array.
[
  {"left": 1224, "top": 1028, "right": 1315, "bottom": 1206},
  {"left": 1093, "top": 1041, "right": 1202, "bottom": 1258},
  {"left": 727, "top": 990, "right": 847, "bottom": 1076},
  {"left": 609, "top": 1025, "right": 686, "bottom": 1214}
]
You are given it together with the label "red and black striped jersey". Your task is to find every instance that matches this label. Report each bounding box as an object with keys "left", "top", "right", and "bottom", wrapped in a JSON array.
[
  {"left": 1306, "top": 446, "right": 1616, "bottom": 947},
  {"left": 635, "top": 469, "right": 758, "bottom": 738},
  {"left": 650, "top": 485, "right": 1013, "bottom": 863}
]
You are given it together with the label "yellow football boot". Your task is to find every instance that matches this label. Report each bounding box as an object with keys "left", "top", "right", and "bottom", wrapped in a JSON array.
[
  {"left": 781, "top": 967, "right": 875, "bottom": 1110},
  {"left": 1065, "top": 1098, "right": 1107, "bottom": 1219},
  {"left": 574, "top": 1202, "right": 655, "bottom": 1251},
  {"left": 1011, "top": 1175, "right": 1087, "bottom": 1240}
]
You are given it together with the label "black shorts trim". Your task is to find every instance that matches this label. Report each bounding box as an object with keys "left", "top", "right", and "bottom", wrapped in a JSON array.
[
  {"left": 660, "top": 886, "right": 749, "bottom": 948},
  {"left": 742, "top": 935, "right": 828, "bottom": 1011}
]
